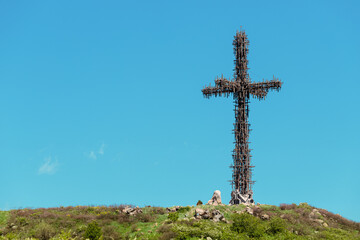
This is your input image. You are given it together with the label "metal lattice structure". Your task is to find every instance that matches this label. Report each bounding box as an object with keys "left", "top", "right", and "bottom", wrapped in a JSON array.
[{"left": 202, "top": 30, "right": 283, "bottom": 205}]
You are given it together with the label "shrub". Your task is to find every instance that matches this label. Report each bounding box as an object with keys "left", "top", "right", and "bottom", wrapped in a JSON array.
[
  {"left": 83, "top": 221, "right": 102, "bottom": 240},
  {"left": 298, "top": 202, "right": 312, "bottom": 210},
  {"left": 51, "top": 230, "right": 76, "bottom": 240},
  {"left": 148, "top": 207, "right": 166, "bottom": 215},
  {"left": 4, "top": 233, "right": 18, "bottom": 240},
  {"left": 318, "top": 208, "right": 360, "bottom": 231},
  {"left": 168, "top": 212, "right": 179, "bottom": 222},
  {"left": 230, "top": 213, "right": 265, "bottom": 238},
  {"left": 102, "top": 225, "right": 120, "bottom": 240},
  {"left": 135, "top": 213, "right": 155, "bottom": 222},
  {"left": 177, "top": 206, "right": 191, "bottom": 213},
  {"left": 33, "top": 221, "right": 56, "bottom": 240},
  {"left": 267, "top": 217, "right": 286, "bottom": 234},
  {"left": 280, "top": 203, "right": 297, "bottom": 211},
  {"left": 196, "top": 200, "right": 203, "bottom": 206}
]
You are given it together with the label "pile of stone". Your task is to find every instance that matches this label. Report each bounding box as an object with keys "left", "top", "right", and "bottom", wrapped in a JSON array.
[
  {"left": 194, "top": 208, "right": 226, "bottom": 222},
  {"left": 122, "top": 206, "right": 143, "bottom": 216},
  {"left": 309, "top": 208, "right": 328, "bottom": 227},
  {"left": 166, "top": 206, "right": 181, "bottom": 212}
]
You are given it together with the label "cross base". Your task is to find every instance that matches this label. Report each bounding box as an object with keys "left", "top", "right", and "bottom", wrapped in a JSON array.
[{"left": 229, "top": 190, "right": 254, "bottom": 205}]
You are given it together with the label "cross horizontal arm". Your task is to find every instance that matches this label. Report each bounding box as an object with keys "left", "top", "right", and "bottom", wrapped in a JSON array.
[
  {"left": 202, "top": 76, "right": 239, "bottom": 98},
  {"left": 249, "top": 77, "right": 282, "bottom": 99}
]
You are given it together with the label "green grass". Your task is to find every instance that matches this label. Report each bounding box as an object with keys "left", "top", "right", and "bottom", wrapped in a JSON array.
[
  {"left": 0, "top": 211, "right": 9, "bottom": 228},
  {"left": 0, "top": 204, "right": 359, "bottom": 239}
]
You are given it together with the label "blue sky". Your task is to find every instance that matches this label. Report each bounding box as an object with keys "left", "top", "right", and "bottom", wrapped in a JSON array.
[{"left": 1, "top": 0, "right": 359, "bottom": 221}]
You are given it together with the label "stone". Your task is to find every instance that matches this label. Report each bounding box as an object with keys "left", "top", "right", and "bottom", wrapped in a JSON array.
[
  {"left": 323, "top": 222, "right": 329, "bottom": 227},
  {"left": 195, "top": 208, "right": 205, "bottom": 216},
  {"left": 166, "top": 206, "right": 180, "bottom": 212},
  {"left": 314, "top": 219, "right": 324, "bottom": 225},
  {"left": 207, "top": 190, "right": 222, "bottom": 205},
  {"left": 245, "top": 207, "right": 254, "bottom": 215},
  {"left": 123, "top": 207, "right": 142, "bottom": 215},
  {"left": 202, "top": 213, "right": 211, "bottom": 219},
  {"left": 211, "top": 210, "right": 224, "bottom": 222},
  {"left": 260, "top": 213, "right": 270, "bottom": 220},
  {"left": 194, "top": 208, "right": 226, "bottom": 222}
]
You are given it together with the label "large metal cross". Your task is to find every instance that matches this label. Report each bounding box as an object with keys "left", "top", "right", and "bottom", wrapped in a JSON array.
[{"left": 202, "top": 30, "right": 283, "bottom": 205}]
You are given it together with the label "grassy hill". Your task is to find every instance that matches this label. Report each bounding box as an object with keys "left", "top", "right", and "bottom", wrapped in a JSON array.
[{"left": 0, "top": 203, "right": 359, "bottom": 239}]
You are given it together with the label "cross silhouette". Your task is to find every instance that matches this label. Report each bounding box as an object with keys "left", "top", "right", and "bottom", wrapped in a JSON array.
[{"left": 202, "top": 30, "right": 283, "bottom": 205}]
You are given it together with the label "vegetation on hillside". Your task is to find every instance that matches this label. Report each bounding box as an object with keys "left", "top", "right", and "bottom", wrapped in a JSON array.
[{"left": 0, "top": 203, "right": 359, "bottom": 239}]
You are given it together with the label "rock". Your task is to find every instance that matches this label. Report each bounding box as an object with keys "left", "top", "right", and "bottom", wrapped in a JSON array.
[
  {"left": 195, "top": 208, "right": 206, "bottom": 216},
  {"left": 260, "top": 214, "right": 270, "bottom": 220},
  {"left": 310, "top": 209, "right": 322, "bottom": 219},
  {"left": 323, "top": 222, "right": 329, "bottom": 227},
  {"left": 314, "top": 219, "right": 324, "bottom": 224},
  {"left": 207, "top": 190, "right": 222, "bottom": 205},
  {"left": 211, "top": 210, "right": 224, "bottom": 222},
  {"left": 206, "top": 237, "right": 212, "bottom": 240},
  {"left": 245, "top": 207, "right": 254, "bottom": 215},
  {"left": 123, "top": 207, "right": 143, "bottom": 215},
  {"left": 202, "top": 213, "right": 211, "bottom": 219},
  {"left": 166, "top": 206, "right": 180, "bottom": 212},
  {"left": 194, "top": 208, "right": 226, "bottom": 222}
]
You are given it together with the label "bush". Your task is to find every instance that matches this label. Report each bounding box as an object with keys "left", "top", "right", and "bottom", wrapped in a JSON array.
[
  {"left": 168, "top": 212, "right": 179, "bottom": 222},
  {"left": 280, "top": 203, "right": 297, "bottom": 211},
  {"left": 177, "top": 206, "right": 191, "bottom": 213},
  {"left": 134, "top": 213, "right": 155, "bottom": 222},
  {"left": 102, "top": 225, "right": 120, "bottom": 240},
  {"left": 268, "top": 217, "right": 286, "bottom": 234},
  {"left": 230, "top": 213, "right": 265, "bottom": 238},
  {"left": 196, "top": 200, "right": 203, "bottom": 206},
  {"left": 84, "top": 221, "right": 102, "bottom": 240},
  {"left": 51, "top": 230, "right": 76, "bottom": 240},
  {"left": 33, "top": 221, "right": 56, "bottom": 240}
]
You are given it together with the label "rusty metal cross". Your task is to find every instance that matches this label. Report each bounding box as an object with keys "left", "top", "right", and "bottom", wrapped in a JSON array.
[{"left": 202, "top": 30, "right": 283, "bottom": 205}]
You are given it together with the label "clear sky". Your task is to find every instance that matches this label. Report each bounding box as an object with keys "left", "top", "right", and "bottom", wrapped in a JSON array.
[{"left": 1, "top": 0, "right": 359, "bottom": 221}]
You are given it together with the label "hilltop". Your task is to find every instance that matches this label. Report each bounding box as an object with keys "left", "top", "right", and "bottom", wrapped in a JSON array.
[{"left": 0, "top": 203, "right": 359, "bottom": 239}]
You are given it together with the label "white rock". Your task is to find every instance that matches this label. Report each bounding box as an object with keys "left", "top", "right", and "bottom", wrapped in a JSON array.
[
  {"left": 195, "top": 208, "right": 205, "bottom": 216},
  {"left": 245, "top": 207, "right": 254, "bottom": 215},
  {"left": 207, "top": 190, "right": 222, "bottom": 205}
]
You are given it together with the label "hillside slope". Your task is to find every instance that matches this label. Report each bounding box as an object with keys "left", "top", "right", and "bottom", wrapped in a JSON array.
[{"left": 0, "top": 203, "right": 359, "bottom": 239}]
